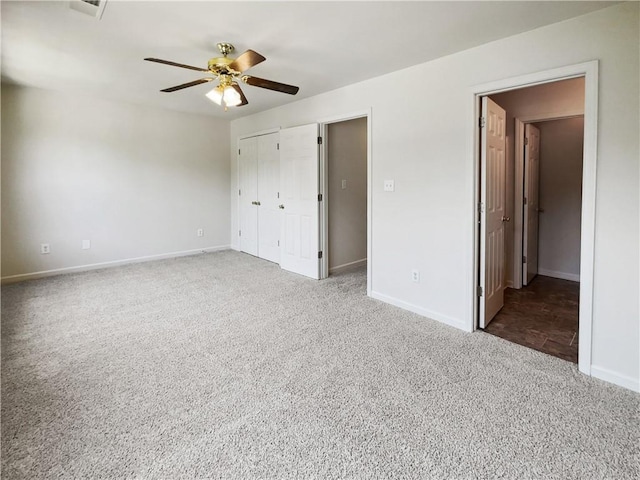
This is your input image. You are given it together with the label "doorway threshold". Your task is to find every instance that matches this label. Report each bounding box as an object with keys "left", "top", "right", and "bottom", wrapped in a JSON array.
[{"left": 482, "top": 275, "right": 579, "bottom": 363}]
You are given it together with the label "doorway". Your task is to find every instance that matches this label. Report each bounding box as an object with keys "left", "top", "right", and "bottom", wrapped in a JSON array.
[
  {"left": 484, "top": 114, "right": 584, "bottom": 363},
  {"left": 318, "top": 111, "right": 372, "bottom": 295},
  {"left": 472, "top": 62, "right": 598, "bottom": 375},
  {"left": 326, "top": 117, "right": 368, "bottom": 276}
]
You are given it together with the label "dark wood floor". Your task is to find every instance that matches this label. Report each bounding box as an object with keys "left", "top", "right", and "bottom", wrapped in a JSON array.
[{"left": 483, "top": 275, "right": 579, "bottom": 363}]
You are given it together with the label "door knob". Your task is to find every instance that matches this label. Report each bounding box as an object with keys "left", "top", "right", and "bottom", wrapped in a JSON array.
[
  {"left": 502, "top": 216, "right": 511, "bottom": 222},
  {"left": 537, "top": 208, "right": 545, "bottom": 213},
  {"left": 278, "top": 204, "right": 285, "bottom": 209},
  {"left": 256, "top": 201, "right": 261, "bottom": 206},
  {"left": 251, "top": 201, "right": 257, "bottom": 205}
]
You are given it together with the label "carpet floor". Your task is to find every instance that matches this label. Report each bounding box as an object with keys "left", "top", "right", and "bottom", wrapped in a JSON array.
[{"left": 1, "top": 250, "right": 638, "bottom": 479}]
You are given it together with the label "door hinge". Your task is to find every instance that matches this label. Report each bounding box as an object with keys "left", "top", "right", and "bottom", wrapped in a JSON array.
[
  {"left": 318, "top": 193, "right": 323, "bottom": 201},
  {"left": 524, "top": 197, "right": 528, "bottom": 205},
  {"left": 277, "top": 143, "right": 280, "bottom": 150},
  {"left": 239, "top": 230, "right": 241, "bottom": 237},
  {"left": 277, "top": 240, "right": 280, "bottom": 246},
  {"left": 277, "top": 192, "right": 280, "bottom": 199},
  {"left": 478, "top": 202, "right": 484, "bottom": 214},
  {"left": 523, "top": 255, "right": 527, "bottom": 263},
  {"left": 317, "top": 136, "right": 323, "bottom": 145},
  {"left": 477, "top": 286, "right": 483, "bottom": 297},
  {"left": 239, "top": 189, "right": 241, "bottom": 196},
  {"left": 238, "top": 148, "right": 241, "bottom": 155},
  {"left": 318, "top": 251, "right": 323, "bottom": 259},
  {"left": 479, "top": 117, "right": 486, "bottom": 128},
  {"left": 524, "top": 137, "right": 529, "bottom": 146}
]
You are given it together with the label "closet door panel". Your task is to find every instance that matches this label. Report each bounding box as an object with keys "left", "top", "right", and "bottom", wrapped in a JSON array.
[
  {"left": 239, "top": 136, "right": 258, "bottom": 257},
  {"left": 257, "top": 133, "right": 281, "bottom": 264}
]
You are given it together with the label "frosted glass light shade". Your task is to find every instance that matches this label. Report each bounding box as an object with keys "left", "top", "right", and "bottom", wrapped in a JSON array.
[
  {"left": 222, "top": 86, "right": 241, "bottom": 106},
  {"left": 206, "top": 85, "right": 241, "bottom": 107},
  {"left": 205, "top": 86, "right": 224, "bottom": 105}
]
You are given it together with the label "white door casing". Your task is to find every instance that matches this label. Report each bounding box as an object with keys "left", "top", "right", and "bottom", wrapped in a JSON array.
[
  {"left": 479, "top": 97, "right": 507, "bottom": 328},
  {"left": 257, "top": 133, "right": 281, "bottom": 264},
  {"left": 238, "top": 136, "right": 258, "bottom": 257},
  {"left": 472, "top": 61, "right": 599, "bottom": 378},
  {"left": 523, "top": 123, "right": 541, "bottom": 285},
  {"left": 279, "top": 123, "right": 320, "bottom": 279}
]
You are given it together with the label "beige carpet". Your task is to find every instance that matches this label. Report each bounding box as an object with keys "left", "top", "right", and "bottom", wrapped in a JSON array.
[{"left": 2, "top": 250, "right": 638, "bottom": 478}]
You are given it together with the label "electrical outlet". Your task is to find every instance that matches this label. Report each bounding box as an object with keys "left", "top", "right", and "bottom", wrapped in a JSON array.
[
  {"left": 82, "top": 240, "right": 91, "bottom": 250},
  {"left": 411, "top": 270, "right": 420, "bottom": 283},
  {"left": 384, "top": 180, "right": 395, "bottom": 192},
  {"left": 41, "top": 243, "right": 50, "bottom": 254},
  {"left": 197, "top": 228, "right": 204, "bottom": 237}
]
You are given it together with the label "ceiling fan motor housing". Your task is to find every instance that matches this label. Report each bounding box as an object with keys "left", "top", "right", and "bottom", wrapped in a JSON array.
[{"left": 208, "top": 56, "right": 237, "bottom": 75}]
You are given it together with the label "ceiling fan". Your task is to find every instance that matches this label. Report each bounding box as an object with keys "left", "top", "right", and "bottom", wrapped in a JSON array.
[{"left": 144, "top": 42, "right": 299, "bottom": 110}]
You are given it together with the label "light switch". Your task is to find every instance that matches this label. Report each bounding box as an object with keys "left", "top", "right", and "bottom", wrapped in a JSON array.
[
  {"left": 384, "top": 180, "right": 395, "bottom": 192},
  {"left": 341, "top": 179, "right": 347, "bottom": 189}
]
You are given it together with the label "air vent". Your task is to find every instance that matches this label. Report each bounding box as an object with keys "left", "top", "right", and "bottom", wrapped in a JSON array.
[{"left": 69, "top": 0, "right": 107, "bottom": 19}]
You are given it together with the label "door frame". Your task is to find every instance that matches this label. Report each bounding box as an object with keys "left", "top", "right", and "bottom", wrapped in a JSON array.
[
  {"left": 513, "top": 112, "right": 584, "bottom": 289},
  {"left": 471, "top": 61, "right": 598, "bottom": 376},
  {"left": 318, "top": 109, "right": 372, "bottom": 296}
]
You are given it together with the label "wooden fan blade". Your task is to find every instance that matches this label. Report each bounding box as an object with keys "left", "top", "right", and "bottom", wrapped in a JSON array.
[
  {"left": 242, "top": 76, "right": 299, "bottom": 95},
  {"left": 231, "top": 84, "right": 249, "bottom": 106},
  {"left": 227, "top": 50, "right": 266, "bottom": 73},
  {"left": 144, "top": 58, "right": 209, "bottom": 72},
  {"left": 160, "top": 78, "right": 213, "bottom": 93}
]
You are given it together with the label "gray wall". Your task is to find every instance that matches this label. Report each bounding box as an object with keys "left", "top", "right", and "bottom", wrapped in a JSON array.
[
  {"left": 1, "top": 84, "right": 231, "bottom": 279},
  {"left": 328, "top": 118, "right": 367, "bottom": 271},
  {"left": 536, "top": 117, "right": 584, "bottom": 281}
]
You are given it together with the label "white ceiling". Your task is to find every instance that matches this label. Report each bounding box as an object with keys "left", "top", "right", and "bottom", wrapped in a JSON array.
[{"left": 1, "top": 1, "right": 615, "bottom": 120}]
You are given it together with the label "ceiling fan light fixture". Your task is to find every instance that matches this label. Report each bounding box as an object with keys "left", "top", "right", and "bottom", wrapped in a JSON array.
[{"left": 206, "top": 84, "right": 241, "bottom": 108}]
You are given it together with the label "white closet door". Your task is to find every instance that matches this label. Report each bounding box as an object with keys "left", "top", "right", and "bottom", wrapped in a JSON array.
[
  {"left": 257, "top": 133, "right": 281, "bottom": 264},
  {"left": 279, "top": 124, "right": 320, "bottom": 279},
  {"left": 239, "top": 136, "right": 258, "bottom": 257}
]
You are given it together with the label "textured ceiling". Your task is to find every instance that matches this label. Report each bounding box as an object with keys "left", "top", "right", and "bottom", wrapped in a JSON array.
[{"left": 1, "top": 1, "right": 615, "bottom": 119}]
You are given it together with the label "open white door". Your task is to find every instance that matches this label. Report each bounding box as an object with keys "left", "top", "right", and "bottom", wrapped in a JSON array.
[
  {"left": 523, "top": 123, "right": 541, "bottom": 286},
  {"left": 257, "top": 133, "right": 281, "bottom": 264},
  {"left": 238, "top": 136, "right": 258, "bottom": 257},
  {"left": 479, "top": 97, "right": 507, "bottom": 328},
  {"left": 279, "top": 124, "right": 320, "bottom": 279}
]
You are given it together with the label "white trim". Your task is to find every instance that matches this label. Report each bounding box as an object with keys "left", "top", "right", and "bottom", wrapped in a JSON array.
[
  {"left": 471, "top": 60, "right": 598, "bottom": 379},
  {"left": 1, "top": 245, "right": 230, "bottom": 284},
  {"left": 370, "top": 290, "right": 468, "bottom": 331},
  {"left": 537, "top": 268, "right": 580, "bottom": 282},
  {"left": 237, "top": 127, "right": 280, "bottom": 141},
  {"left": 329, "top": 258, "right": 367, "bottom": 274},
  {"left": 517, "top": 109, "right": 584, "bottom": 123},
  {"left": 591, "top": 366, "right": 640, "bottom": 393},
  {"left": 513, "top": 119, "right": 526, "bottom": 289},
  {"left": 318, "top": 108, "right": 373, "bottom": 297}
]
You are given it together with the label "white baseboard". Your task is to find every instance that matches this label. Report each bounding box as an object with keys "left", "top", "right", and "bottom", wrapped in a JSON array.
[
  {"left": 370, "top": 290, "right": 468, "bottom": 332},
  {"left": 1, "top": 245, "right": 230, "bottom": 285},
  {"left": 329, "top": 258, "right": 367, "bottom": 274},
  {"left": 591, "top": 365, "right": 639, "bottom": 392},
  {"left": 538, "top": 268, "right": 580, "bottom": 282}
]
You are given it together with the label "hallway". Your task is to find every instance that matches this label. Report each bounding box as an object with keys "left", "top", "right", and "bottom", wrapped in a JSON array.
[{"left": 483, "top": 276, "right": 580, "bottom": 363}]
